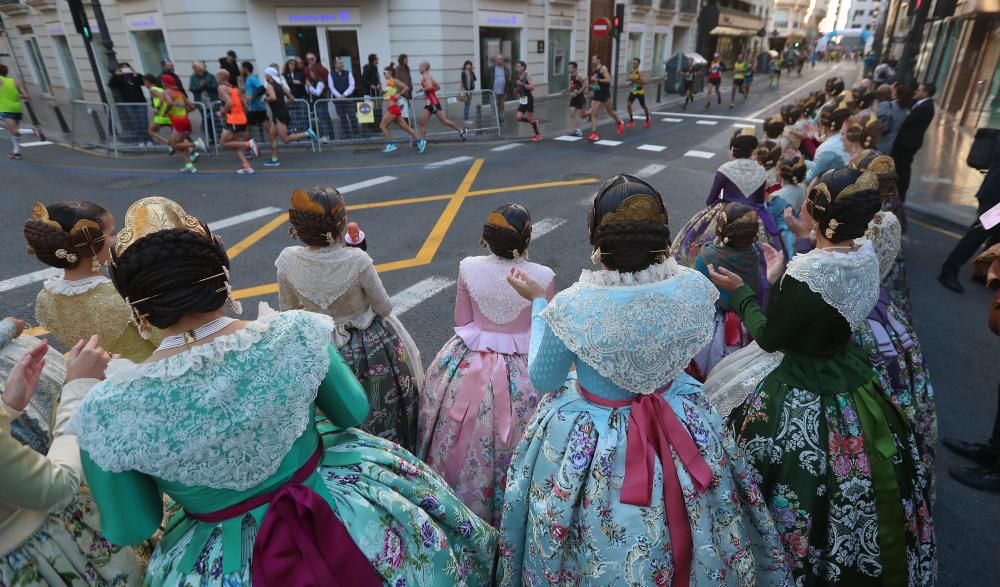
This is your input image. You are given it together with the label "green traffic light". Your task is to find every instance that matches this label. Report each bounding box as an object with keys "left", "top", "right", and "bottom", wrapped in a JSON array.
[{"left": 82, "top": 26, "right": 91, "bottom": 39}]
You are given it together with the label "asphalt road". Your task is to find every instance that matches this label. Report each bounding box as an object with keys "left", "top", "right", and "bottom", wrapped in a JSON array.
[{"left": 0, "top": 61, "right": 996, "bottom": 583}]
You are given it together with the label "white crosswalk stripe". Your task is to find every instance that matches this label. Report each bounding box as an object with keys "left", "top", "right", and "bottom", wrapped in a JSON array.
[
  {"left": 490, "top": 143, "right": 523, "bottom": 152},
  {"left": 18, "top": 141, "right": 54, "bottom": 148},
  {"left": 637, "top": 144, "right": 667, "bottom": 152},
  {"left": 555, "top": 135, "right": 584, "bottom": 142},
  {"left": 338, "top": 176, "right": 398, "bottom": 193},
  {"left": 531, "top": 217, "right": 566, "bottom": 239},
  {"left": 684, "top": 150, "right": 715, "bottom": 159},
  {"left": 636, "top": 164, "right": 667, "bottom": 178},
  {"left": 595, "top": 139, "right": 622, "bottom": 146},
  {"left": 732, "top": 123, "right": 756, "bottom": 129},
  {"left": 662, "top": 117, "right": 683, "bottom": 123},
  {"left": 423, "top": 156, "right": 473, "bottom": 169},
  {"left": 696, "top": 120, "right": 718, "bottom": 126},
  {"left": 665, "top": 112, "right": 765, "bottom": 123},
  {"left": 208, "top": 207, "right": 282, "bottom": 230}
]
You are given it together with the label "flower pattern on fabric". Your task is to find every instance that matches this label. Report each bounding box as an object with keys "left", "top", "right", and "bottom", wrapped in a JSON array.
[{"left": 784, "top": 242, "right": 881, "bottom": 328}]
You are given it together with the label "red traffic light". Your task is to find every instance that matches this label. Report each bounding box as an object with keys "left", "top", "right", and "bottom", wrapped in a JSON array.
[{"left": 613, "top": 17, "right": 620, "bottom": 27}]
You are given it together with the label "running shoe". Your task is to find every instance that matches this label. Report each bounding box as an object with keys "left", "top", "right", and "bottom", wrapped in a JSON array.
[
  {"left": 181, "top": 164, "right": 197, "bottom": 174},
  {"left": 460, "top": 128, "right": 468, "bottom": 142},
  {"left": 194, "top": 137, "right": 207, "bottom": 152},
  {"left": 531, "top": 134, "right": 543, "bottom": 142},
  {"left": 263, "top": 159, "right": 281, "bottom": 167},
  {"left": 644, "top": 118, "right": 651, "bottom": 128},
  {"left": 730, "top": 103, "right": 735, "bottom": 109},
  {"left": 237, "top": 166, "right": 255, "bottom": 175},
  {"left": 587, "top": 133, "right": 600, "bottom": 142},
  {"left": 383, "top": 143, "right": 398, "bottom": 153},
  {"left": 247, "top": 138, "right": 259, "bottom": 157},
  {"left": 190, "top": 150, "right": 200, "bottom": 163},
  {"left": 418, "top": 139, "right": 427, "bottom": 154},
  {"left": 574, "top": 128, "right": 583, "bottom": 137},
  {"left": 616, "top": 121, "right": 624, "bottom": 135},
  {"left": 306, "top": 129, "right": 319, "bottom": 144},
  {"left": 168, "top": 146, "right": 175, "bottom": 156},
  {"left": 8, "top": 152, "right": 21, "bottom": 160},
  {"left": 626, "top": 120, "right": 636, "bottom": 129}
]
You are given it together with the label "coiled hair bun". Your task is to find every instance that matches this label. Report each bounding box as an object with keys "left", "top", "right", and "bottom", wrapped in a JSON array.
[
  {"left": 781, "top": 104, "right": 801, "bottom": 126},
  {"left": 715, "top": 203, "right": 759, "bottom": 248},
  {"left": 754, "top": 140, "right": 782, "bottom": 171},
  {"left": 807, "top": 167, "right": 882, "bottom": 242},
  {"left": 287, "top": 186, "right": 348, "bottom": 247},
  {"left": 23, "top": 201, "right": 109, "bottom": 269},
  {"left": 779, "top": 154, "right": 807, "bottom": 185},
  {"left": 763, "top": 115, "right": 785, "bottom": 140},
  {"left": 482, "top": 203, "right": 532, "bottom": 259},
  {"left": 844, "top": 111, "right": 883, "bottom": 149},
  {"left": 589, "top": 174, "right": 670, "bottom": 273},
  {"left": 730, "top": 128, "right": 759, "bottom": 159},
  {"left": 849, "top": 149, "right": 898, "bottom": 203}
]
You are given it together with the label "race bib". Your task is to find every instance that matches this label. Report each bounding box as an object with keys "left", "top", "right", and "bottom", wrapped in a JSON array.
[{"left": 519, "top": 96, "right": 528, "bottom": 105}]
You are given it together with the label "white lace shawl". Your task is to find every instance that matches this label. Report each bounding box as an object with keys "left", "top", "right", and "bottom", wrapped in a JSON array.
[
  {"left": 541, "top": 260, "right": 719, "bottom": 395},
  {"left": 275, "top": 245, "right": 372, "bottom": 309},
  {"left": 717, "top": 158, "right": 769, "bottom": 198},
  {"left": 460, "top": 255, "right": 554, "bottom": 325},
  {"left": 42, "top": 275, "right": 110, "bottom": 296},
  {"left": 862, "top": 211, "right": 902, "bottom": 282},
  {"left": 784, "top": 241, "right": 880, "bottom": 328},
  {"left": 71, "top": 309, "right": 334, "bottom": 491},
  {"left": 702, "top": 342, "right": 784, "bottom": 419}
]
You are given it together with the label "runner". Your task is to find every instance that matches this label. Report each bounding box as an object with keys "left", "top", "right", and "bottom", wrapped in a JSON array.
[
  {"left": 769, "top": 56, "right": 783, "bottom": 88},
  {"left": 379, "top": 62, "right": 420, "bottom": 153},
  {"left": 587, "top": 54, "right": 623, "bottom": 142},
  {"left": 161, "top": 74, "right": 206, "bottom": 173},
  {"left": 241, "top": 61, "right": 269, "bottom": 154},
  {"left": 142, "top": 74, "right": 173, "bottom": 152},
  {"left": 730, "top": 53, "right": 750, "bottom": 108},
  {"left": 565, "top": 61, "right": 590, "bottom": 136},
  {"left": 681, "top": 57, "right": 696, "bottom": 110},
  {"left": 625, "top": 58, "right": 651, "bottom": 129},
  {"left": 216, "top": 69, "right": 258, "bottom": 174},
  {"left": 0, "top": 64, "right": 28, "bottom": 159},
  {"left": 705, "top": 53, "right": 723, "bottom": 109},
  {"left": 416, "top": 62, "right": 466, "bottom": 153},
  {"left": 744, "top": 58, "right": 755, "bottom": 99},
  {"left": 262, "top": 67, "right": 317, "bottom": 166},
  {"left": 514, "top": 61, "right": 542, "bottom": 141}
]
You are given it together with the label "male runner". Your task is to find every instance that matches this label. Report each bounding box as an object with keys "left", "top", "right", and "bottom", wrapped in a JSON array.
[
  {"left": 625, "top": 58, "right": 651, "bottom": 129},
  {"left": 262, "top": 67, "right": 317, "bottom": 166},
  {"left": 730, "top": 53, "right": 750, "bottom": 108},
  {"left": 217, "top": 70, "right": 258, "bottom": 174},
  {"left": 705, "top": 53, "right": 722, "bottom": 109},
  {"left": 0, "top": 64, "right": 28, "bottom": 159},
  {"left": 161, "top": 74, "right": 206, "bottom": 173},
  {"left": 587, "top": 54, "right": 623, "bottom": 142},
  {"left": 416, "top": 62, "right": 466, "bottom": 153},
  {"left": 565, "top": 61, "right": 590, "bottom": 137},
  {"left": 142, "top": 74, "right": 173, "bottom": 152},
  {"left": 241, "top": 61, "right": 269, "bottom": 152},
  {"left": 514, "top": 61, "right": 541, "bottom": 141},
  {"left": 681, "top": 58, "right": 695, "bottom": 110}
]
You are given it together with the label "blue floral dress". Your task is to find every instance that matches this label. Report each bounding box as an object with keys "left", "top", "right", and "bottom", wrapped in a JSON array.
[{"left": 499, "top": 261, "right": 791, "bottom": 587}]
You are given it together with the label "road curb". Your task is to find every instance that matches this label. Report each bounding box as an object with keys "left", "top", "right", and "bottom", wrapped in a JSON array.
[{"left": 905, "top": 203, "right": 973, "bottom": 234}]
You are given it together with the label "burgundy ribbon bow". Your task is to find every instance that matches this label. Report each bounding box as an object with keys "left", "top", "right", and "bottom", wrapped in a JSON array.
[
  {"left": 187, "top": 441, "right": 382, "bottom": 587},
  {"left": 580, "top": 385, "right": 713, "bottom": 587}
]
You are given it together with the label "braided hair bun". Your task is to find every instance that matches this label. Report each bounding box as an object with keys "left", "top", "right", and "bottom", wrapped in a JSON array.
[
  {"left": 589, "top": 174, "right": 670, "bottom": 273},
  {"left": 754, "top": 140, "right": 782, "bottom": 171},
  {"left": 23, "top": 202, "right": 109, "bottom": 269},
  {"left": 844, "top": 111, "right": 882, "bottom": 150},
  {"left": 849, "top": 149, "right": 898, "bottom": 203},
  {"left": 807, "top": 167, "right": 882, "bottom": 243},
  {"left": 730, "top": 128, "right": 759, "bottom": 159},
  {"left": 715, "top": 203, "right": 759, "bottom": 248},
  {"left": 763, "top": 115, "right": 785, "bottom": 139},
  {"left": 110, "top": 225, "right": 231, "bottom": 329},
  {"left": 779, "top": 154, "right": 807, "bottom": 184},
  {"left": 287, "top": 186, "right": 347, "bottom": 247},
  {"left": 482, "top": 203, "right": 532, "bottom": 259},
  {"left": 781, "top": 103, "right": 801, "bottom": 126}
]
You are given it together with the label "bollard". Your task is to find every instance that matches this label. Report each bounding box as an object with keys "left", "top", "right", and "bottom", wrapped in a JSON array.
[{"left": 476, "top": 104, "right": 483, "bottom": 136}]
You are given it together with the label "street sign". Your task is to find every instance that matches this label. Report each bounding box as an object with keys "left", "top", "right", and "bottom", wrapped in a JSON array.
[{"left": 592, "top": 17, "right": 611, "bottom": 38}]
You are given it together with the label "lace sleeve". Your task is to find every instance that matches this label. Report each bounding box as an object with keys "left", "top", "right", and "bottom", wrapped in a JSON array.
[
  {"left": 528, "top": 298, "right": 575, "bottom": 392},
  {"left": 276, "top": 268, "right": 301, "bottom": 311},
  {"left": 454, "top": 274, "right": 474, "bottom": 327},
  {"left": 360, "top": 263, "right": 392, "bottom": 317}
]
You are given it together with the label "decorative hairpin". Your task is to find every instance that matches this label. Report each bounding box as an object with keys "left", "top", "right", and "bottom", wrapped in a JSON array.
[
  {"left": 54, "top": 249, "right": 78, "bottom": 263},
  {"left": 125, "top": 295, "right": 157, "bottom": 340},
  {"left": 825, "top": 219, "right": 840, "bottom": 240},
  {"left": 196, "top": 267, "right": 243, "bottom": 315},
  {"left": 288, "top": 226, "right": 300, "bottom": 240}
]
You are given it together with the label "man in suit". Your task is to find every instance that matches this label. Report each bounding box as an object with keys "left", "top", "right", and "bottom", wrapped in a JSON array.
[
  {"left": 939, "top": 159, "right": 1000, "bottom": 293},
  {"left": 482, "top": 55, "right": 513, "bottom": 123},
  {"left": 891, "top": 82, "right": 936, "bottom": 229}
]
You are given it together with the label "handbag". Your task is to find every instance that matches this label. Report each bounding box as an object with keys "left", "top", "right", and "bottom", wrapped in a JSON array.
[{"left": 967, "top": 128, "right": 999, "bottom": 170}]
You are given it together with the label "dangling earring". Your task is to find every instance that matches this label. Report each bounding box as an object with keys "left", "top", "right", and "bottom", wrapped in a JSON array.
[
  {"left": 479, "top": 237, "right": 488, "bottom": 249},
  {"left": 591, "top": 247, "right": 602, "bottom": 266},
  {"left": 220, "top": 267, "right": 243, "bottom": 315},
  {"left": 125, "top": 297, "right": 152, "bottom": 340},
  {"left": 288, "top": 226, "right": 300, "bottom": 240},
  {"left": 90, "top": 257, "right": 102, "bottom": 273},
  {"left": 512, "top": 249, "right": 521, "bottom": 261}
]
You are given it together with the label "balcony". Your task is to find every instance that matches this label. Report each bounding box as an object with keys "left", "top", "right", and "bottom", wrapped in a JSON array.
[
  {"left": 633, "top": 0, "right": 653, "bottom": 7},
  {"left": 25, "top": 0, "right": 58, "bottom": 10},
  {"left": 0, "top": 0, "right": 28, "bottom": 16},
  {"left": 660, "top": 0, "right": 677, "bottom": 11},
  {"left": 680, "top": 0, "right": 699, "bottom": 14}
]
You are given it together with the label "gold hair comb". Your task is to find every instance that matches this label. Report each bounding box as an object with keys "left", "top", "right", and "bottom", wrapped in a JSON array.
[
  {"left": 599, "top": 194, "right": 667, "bottom": 226},
  {"left": 114, "top": 197, "right": 206, "bottom": 258}
]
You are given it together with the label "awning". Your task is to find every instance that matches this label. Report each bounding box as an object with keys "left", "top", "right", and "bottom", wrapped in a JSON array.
[{"left": 710, "top": 26, "right": 756, "bottom": 36}]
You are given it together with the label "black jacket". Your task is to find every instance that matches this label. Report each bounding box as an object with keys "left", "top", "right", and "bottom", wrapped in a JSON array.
[
  {"left": 893, "top": 99, "right": 934, "bottom": 152},
  {"left": 108, "top": 72, "right": 145, "bottom": 103},
  {"left": 360, "top": 64, "right": 381, "bottom": 96}
]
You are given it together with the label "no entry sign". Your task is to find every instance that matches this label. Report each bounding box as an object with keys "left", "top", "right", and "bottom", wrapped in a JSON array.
[{"left": 592, "top": 17, "right": 611, "bottom": 38}]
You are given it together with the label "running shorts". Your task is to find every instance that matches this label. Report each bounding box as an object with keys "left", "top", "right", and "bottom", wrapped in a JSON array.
[
  {"left": 733, "top": 78, "right": 744, "bottom": 87},
  {"left": 170, "top": 116, "right": 192, "bottom": 134},
  {"left": 709, "top": 77, "right": 721, "bottom": 86},
  {"left": 424, "top": 103, "right": 442, "bottom": 115},
  {"left": 569, "top": 94, "right": 586, "bottom": 109},
  {"left": 517, "top": 95, "right": 534, "bottom": 114},
  {"left": 592, "top": 87, "right": 610, "bottom": 102},
  {"left": 225, "top": 123, "right": 246, "bottom": 133},
  {"left": 388, "top": 103, "right": 402, "bottom": 117},
  {"left": 271, "top": 110, "right": 291, "bottom": 126},
  {"left": 247, "top": 110, "right": 268, "bottom": 125},
  {"left": 627, "top": 93, "right": 646, "bottom": 107},
  {"left": 0, "top": 112, "right": 23, "bottom": 121}
]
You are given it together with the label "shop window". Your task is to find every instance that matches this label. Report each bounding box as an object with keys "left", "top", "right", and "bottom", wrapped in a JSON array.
[
  {"left": 653, "top": 33, "right": 668, "bottom": 70},
  {"left": 628, "top": 32, "right": 643, "bottom": 64},
  {"left": 53, "top": 36, "right": 83, "bottom": 100},
  {"left": 132, "top": 30, "right": 169, "bottom": 75},
  {"left": 281, "top": 26, "right": 319, "bottom": 60},
  {"left": 24, "top": 37, "right": 52, "bottom": 94},
  {"left": 479, "top": 26, "right": 521, "bottom": 83}
]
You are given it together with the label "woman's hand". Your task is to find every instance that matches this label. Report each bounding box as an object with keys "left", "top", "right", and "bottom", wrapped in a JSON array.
[
  {"left": 506, "top": 267, "right": 546, "bottom": 301},
  {"left": 707, "top": 264, "right": 745, "bottom": 292},
  {"left": 3, "top": 317, "right": 26, "bottom": 337},
  {"left": 785, "top": 203, "right": 814, "bottom": 240},
  {"left": 66, "top": 335, "right": 111, "bottom": 382},
  {"left": 761, "top": 242, "right": 787, "bottom": 284},
  {"left": 2, "top": 340, "right": 48, "bottom": 412}
]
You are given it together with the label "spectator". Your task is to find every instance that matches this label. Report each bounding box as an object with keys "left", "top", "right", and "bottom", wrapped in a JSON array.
[
  {"left": 161, "top": 59, "right": 187, "bottom": 98},
  {"left": 107, "top": 63, "right": 146, "bottom": 145},
  {"left": 875, "top": 83, "right": 905, "bottom": 153},
  {"left": 891, "top": 82, "right": 936, "bottom": 228},
  {"left": 219, "top": 50, "right": 240, "bottom": 87},
  {"left": 188, "top": 60, "right": 218, "bottom": 104},
  {"left": 939, "top": 160, "right": 1000, "bottom": 293},
  {"left": 864, "top": 51, "right": 876, "bottom": 77},
  {"left": 283, "top": 58, "right": 307, "bottom": 100},
  {"left": 873, "top": 59, "right": 895, "bottom": 85},
  {"left": 483, "top": 54, "right": 512, "bottom": 122},
  {"left": 360, "top": 53, "right": 383, "bottom": 133},
  {"left": 396, "top": 54, "right": 414, "bottom": 118},
  {"left": 460, "top": 60, "right": 476, "bottom": 124},
  {"left": 327, "top": 58, "right": 357, "bottom": 138},
  {"left": 306, "top": 59, "right": 332, "bottom": 139}
]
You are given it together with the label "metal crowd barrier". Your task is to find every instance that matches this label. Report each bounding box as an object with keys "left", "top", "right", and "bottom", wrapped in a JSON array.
[
  {"left": 108, "top": 101, "right": 214, "bottom": 156},
  {"left": 70, "top": 100, "right": 115, "bottom": 155},
  {"left": 209, "top": 98, "right": 317, "bottom": 155},
  {"left": 409, "top": 89, "right": 501, "bottom": 140}
]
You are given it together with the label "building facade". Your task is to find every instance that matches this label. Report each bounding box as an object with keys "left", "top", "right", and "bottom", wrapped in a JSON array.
[
  {"left": 846, "top": 0, "right": 886, "bottom": 30},
  {"left": 697, "top": 0, "right": 768, "bottom": 64},
  {"left": 0, "top": 0, "right": 700, "bottom": 137}
]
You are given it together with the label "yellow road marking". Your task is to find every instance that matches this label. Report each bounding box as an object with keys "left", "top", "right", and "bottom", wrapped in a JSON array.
[
  {"left": 414, "top": 159, "right": 483, "bottom": 263},
  {"left": 226, "top": 213, "right": 289, "bottom": 259},
  {"left": 908, "top": 218, "right": 961, "bottom": 240}
]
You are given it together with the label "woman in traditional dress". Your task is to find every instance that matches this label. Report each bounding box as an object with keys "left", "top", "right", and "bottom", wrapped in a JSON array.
[
  {"left": 705, "top": 168, "right": 936, "bottom": 585},
  {"left": 72, "top": 197, "right": 496, "bottom": 587},
  {"left": 418, "top": 203, "right": 555, "bottom": 526},
  {"left": 1, "top": 334, "right": 144, "bottom": 586},
  {"left": 767, "top": 155, "right": 808, "bottom": 259},
  {"left": 499, "top": 174, "right": 791, "bottom": 587},
  {"left": 23, "top": 202, "right": 159, "bottom": 361},
  {"left": 673, "top": 128, "right": 784, "bottom": 266},
  {"left": 276, "top": 186, "right": 423, "bottom": 451},
  {"left": 804, "top": 100, "right": 853, "bottom": 184},
  {"left": 690, "top": 203, "right": 769, "bottom": 381},
  {"left": 0, "top": 317, "right": 64, "bottom": 453}
]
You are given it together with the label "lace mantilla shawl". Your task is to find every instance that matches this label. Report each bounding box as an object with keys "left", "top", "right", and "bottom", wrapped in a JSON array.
[
  {"left": 275, "top": 245, "right": 372, "bottom": 309},
  {"left": 42, "top": 275, "right": 111, "bottom": 295},
  {"left": 703, "top": 342, "right": 783, "bottom": 419},
  {"left": 862, "top": 211, "right": 902, "bottom": 282},
  {"left": 541, "top": 260, "right": 718, "bottom": 395},
  {"left": 460, "top": 255, "right": 554, "bottom": 325},
  {"left": 784, "top": 241, "right": 880, "bottom": 328},
  {"left": 717, "top": 159, "right": 769, "bottom": 198},
  {"left": 71, "top": 309, "right": 334, "bottom": 491}
]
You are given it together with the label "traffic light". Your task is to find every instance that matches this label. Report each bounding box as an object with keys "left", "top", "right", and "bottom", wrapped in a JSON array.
[
  {"left": 613, "top": 3, "right": 625, "bottom": 38},
  {"left": 67, "top": 0, "right": 89, "bottom": 37}
]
